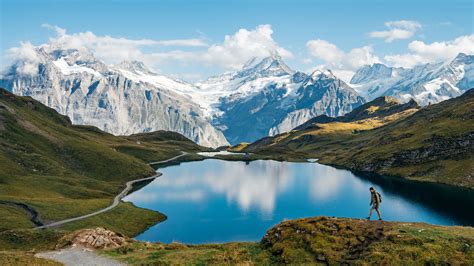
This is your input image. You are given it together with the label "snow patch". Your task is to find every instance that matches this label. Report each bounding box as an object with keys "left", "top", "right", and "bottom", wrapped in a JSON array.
[{"left": 53, "top": 58, "right": 102, "bottom": 77}]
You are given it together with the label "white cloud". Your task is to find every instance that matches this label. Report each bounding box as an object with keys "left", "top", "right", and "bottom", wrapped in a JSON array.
[
  {"left": 201, "top": 24, "right": 293, "bottom": 69},
  {"left": 6, "top": 24, "right": 291, "bottom": 76},
  {"left": 385, "top": 20, "right": 421, "bottom": 31},
  {"left": 385, "top": 34, "right": 474, "bottom": 67},
  {"left": 37, "top": 25, "right": 208, "bottom": 66},
  {"left": 305, "top": 39, "right": 379, "bottom": 81},
  {"left": 5, "top": 42, "right": 42, "bottom": 75},
  {"left": 306, "top": 39, "right": 344, "bottom": 64},
  {"left": 369, "top": 20, "right": 421, "bottom": 42},
  {"left": 46, "top": 24, "right": 292, "bottom": 69},
  {"left": 305, "top": 39, "right": 380, "bottom": 83}
]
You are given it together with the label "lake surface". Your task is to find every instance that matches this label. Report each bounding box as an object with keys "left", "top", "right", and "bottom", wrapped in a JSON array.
[{"left": 124, "top": 159, "right": 474, "bottom": 244}]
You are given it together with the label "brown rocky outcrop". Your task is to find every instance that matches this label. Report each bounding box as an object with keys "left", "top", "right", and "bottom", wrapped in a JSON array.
[{"left": 57, "top": 227, "right": 127, "bottom": 249}]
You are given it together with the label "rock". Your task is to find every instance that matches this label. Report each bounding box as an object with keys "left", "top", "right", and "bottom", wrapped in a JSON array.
[{"left": 57, "top": 227, "right": 127, "bottom": 250}]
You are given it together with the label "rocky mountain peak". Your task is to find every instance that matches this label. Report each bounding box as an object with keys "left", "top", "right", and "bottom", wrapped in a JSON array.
[
  {"left": 309, "top": 69, "right": 335, "bottom": 80},
  {"left": 451, "top": 53, "right": 474, "bottom": 66},
  {"left": 238, "top": 54, "right": 295, "bottom": 78},
  {"left": 115, "top": 60, "right": 153, "bottom": 74},
  {"left": 350, "top": 63, "right": 394, "bottom": 84}
]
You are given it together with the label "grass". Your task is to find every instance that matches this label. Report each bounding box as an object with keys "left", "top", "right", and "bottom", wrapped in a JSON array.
[
  {"left": 0, "top": 205, "right": 35, "bottom": 232},
  {"left": 0, "top": 251, "right": 61, "bottom": 266},
  {"left": 0, "top": 88, "right": 206, "bottom": 261},
  {"left": 59, "top": 202, "right": 166, "bottom": 237},
  {"left": 102, "top": 241, "right": 271, "bottom": 265},
  {"left": 101, "top": 216, "right": 474, "bottom": 265},
  {"left": 245, "top": 89, "right": 474, "bottom": 188},
  {"left": 227, "top": 142, "right": 250, "bottom": 152}
]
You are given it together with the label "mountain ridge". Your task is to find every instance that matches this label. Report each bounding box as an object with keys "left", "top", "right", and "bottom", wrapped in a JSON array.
[
  {"left": 243, "top": 89, "right": 474, "bottom": 187},
  {"left": 1, "top": 46, "right": 472, "bottom": 146}
]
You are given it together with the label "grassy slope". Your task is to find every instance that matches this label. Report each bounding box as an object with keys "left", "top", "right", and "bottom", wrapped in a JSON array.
[
  {"left": 245, "top": 90, "right": 474, "bottom": 188},
  {"left": 102, "top": 216, "right": 474, "bottom": 265},
  {"left": 0, "top": 88, "right": 205, "bottom": 259}
]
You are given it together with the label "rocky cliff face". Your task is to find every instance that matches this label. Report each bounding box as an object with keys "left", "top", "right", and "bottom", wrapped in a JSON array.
[
  {"left": 350, "top": 53, "right": 474, "bottom": 105},
  {"left": 268, "top": 70, "right": 365, "bottom": 136},
  {"left": 204, "top": 58, "right": 365, "bottom": 144},
  {"left": 0, "top": 48, "right": 228, "bottom": 147},
  {"left": 349, "top": 132, "right": 474, "bottom": 173}
]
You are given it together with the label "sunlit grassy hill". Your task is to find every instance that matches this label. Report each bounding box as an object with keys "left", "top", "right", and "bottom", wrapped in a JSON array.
[
  {"left": 0, "top": 88, "right": 204, "bottom": 234},
  {"left": 245, "top": 89, "right": 474, "bottom": 187}
]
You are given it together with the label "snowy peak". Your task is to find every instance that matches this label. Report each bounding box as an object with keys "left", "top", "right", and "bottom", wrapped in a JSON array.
[
  {"left": 309, "top": 69, "right": 335, "bottom": 80},
  {"left": 237, "top": 54, "right": 295, "bottom": 78},
  {"left": 351, "top": 53, "right": 474, "bottom": 105},
  {"left": 350, "top": 63, "right": 395, "bottom": 84},
  {"left": 115, "top": 60, "right": 153, "bottom": 75},
  {"left": 451, "top": 53, "right": 474, "bottom": 66}
]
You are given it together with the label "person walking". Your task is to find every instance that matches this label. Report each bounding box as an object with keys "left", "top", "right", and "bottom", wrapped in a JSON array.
[{"left": 367, "top": 187, "right": 382, "bottom": 221}]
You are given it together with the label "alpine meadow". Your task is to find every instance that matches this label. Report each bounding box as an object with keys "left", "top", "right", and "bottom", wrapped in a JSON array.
[{"left": 0, "top": 0, "right": 473, "bottom": 265}]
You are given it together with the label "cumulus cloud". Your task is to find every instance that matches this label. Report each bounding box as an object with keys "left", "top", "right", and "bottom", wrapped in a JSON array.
[
  {"left": 305, "top": 39, "right": 380, "bottom": 82},
  {"left": 199, "top": 24, "right": 293, "bottom": 69},
  {"left": 385, "top": 34, "right": 474, "bottom": 67},
  {"left": 369, "top": 20, "right": 421, "bottom": 42},
  {"left": 5, "top": 24, "right": 291, "bottom": 76},
  {"left": 306, "top": 39, "right": 344, "bottom": 64},
  {"left": 37, "top": 24, "right": 208, "bottom": 66},
  {"left": 5, "top": 42, "right": 42, "bottom": 75},
  {"left": 306, "top": 39, "right": 379, "bottom": 72}
]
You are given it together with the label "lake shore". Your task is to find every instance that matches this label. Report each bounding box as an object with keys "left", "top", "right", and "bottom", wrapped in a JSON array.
[{"left": 101, "top": 216, "right": 474, "bottom": 265}]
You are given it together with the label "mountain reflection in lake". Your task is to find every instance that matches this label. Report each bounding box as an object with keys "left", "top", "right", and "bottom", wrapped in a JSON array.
[{"left": 124, "top": 159, "right": 474, "bottom": 244}]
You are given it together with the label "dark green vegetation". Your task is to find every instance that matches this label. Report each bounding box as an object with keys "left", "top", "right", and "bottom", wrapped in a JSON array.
[
  {"left": 103, "top": 216, "right": 474, "bottom": 265},
  {"left": 244, "top": 89, "right": 474, "bottom": 188},
  {"left": 0, "top": 88, "right": 206, "bottom": 262},
  {"left": 1, "top": 87, "right": 473, "bottom": 265}
]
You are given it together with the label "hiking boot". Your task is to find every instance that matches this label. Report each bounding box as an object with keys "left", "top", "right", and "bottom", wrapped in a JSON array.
[
  {"left": 366, "top": 217, "right": 370, "bottom": 220},
  {"left": 379, "top": 218, "right": 383, "bottom": 221}
]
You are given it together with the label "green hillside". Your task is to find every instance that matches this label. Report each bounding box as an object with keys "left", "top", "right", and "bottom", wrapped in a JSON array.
[
  {"left": 0, "top": 88, "right": 204, "bottom": 235},
  {"left": 102, "top": 216, "right": 474, "bottom": 265},
  {"left": 245, "top": 89, "right": 474, "bottom": 188}
]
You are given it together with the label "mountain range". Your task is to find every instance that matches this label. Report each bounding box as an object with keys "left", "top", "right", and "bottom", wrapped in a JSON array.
[
  {"left": 1, "top": 44, "right": 472, "bottom": 146},
  {"left": 0, "top": 47, "right": 228, "bottom": 147},
  {"left": 242, "top": 88, "right": 474, "bottom": 187},
  {"left": 350, "top": 53, "right": 473, "bottom": 105}
]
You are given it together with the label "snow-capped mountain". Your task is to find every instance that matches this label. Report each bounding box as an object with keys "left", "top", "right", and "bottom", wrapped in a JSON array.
[
  {"left": 3, "top": 45, "right": 469, "bottom": 147},
  {"left": 199, "top": 56, "right": 365, "bottom": 144},
  {"left": 350, "top": 53, "right": 474, "bottom": 105},
  {"left": 0, "top": 47, "right": 229, "bottom": 147}
]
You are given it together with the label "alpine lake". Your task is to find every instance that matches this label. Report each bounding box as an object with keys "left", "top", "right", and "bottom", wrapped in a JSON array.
[{"left": 124, "top": 153, "right": 474, "bottom": 244}]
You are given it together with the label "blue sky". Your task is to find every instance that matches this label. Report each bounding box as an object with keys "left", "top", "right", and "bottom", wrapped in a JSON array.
[{"left": 1, "top": 0, "right": 473, "bottom": 81}]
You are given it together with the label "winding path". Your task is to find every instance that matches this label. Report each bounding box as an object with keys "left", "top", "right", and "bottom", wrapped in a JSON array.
[{"left": 35, "top": 151, "right": 187, "bottom": 229}]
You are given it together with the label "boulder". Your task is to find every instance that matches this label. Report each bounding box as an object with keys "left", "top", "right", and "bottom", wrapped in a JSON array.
[{"left": 57, "top": 227, "right": 127, "bottom": 249}]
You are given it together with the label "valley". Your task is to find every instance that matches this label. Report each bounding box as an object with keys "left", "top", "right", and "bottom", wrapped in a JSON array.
[
  {"left": 0, "top": 87, "right": 473, "bottom": 265},
  {"left": 1, "top": 1, "right": 473, "bottom": 264}
]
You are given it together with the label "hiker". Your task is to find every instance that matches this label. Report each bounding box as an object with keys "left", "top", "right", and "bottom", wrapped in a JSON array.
[{"left": 367, "top": 187, "right": 382, "bottom": 221}]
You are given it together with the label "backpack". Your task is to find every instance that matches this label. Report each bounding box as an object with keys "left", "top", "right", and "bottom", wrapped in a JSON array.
[{"left": 377, "top": 192, "right": 382, "bottom": 203}]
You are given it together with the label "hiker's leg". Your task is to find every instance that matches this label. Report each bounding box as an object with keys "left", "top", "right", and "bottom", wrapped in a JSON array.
[
  {"left": 368, "top": 208, "right": 373, "bottom": 218},
  {"left": 376, "top": 208, "right": 382, "bottom": 219}
]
